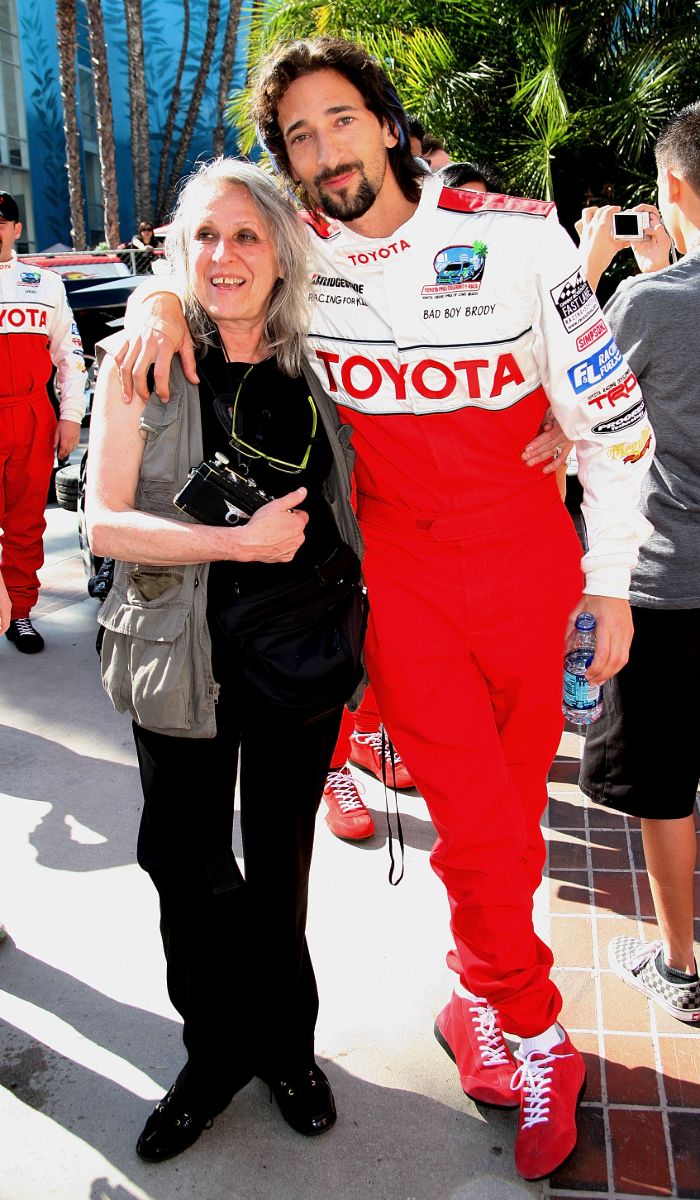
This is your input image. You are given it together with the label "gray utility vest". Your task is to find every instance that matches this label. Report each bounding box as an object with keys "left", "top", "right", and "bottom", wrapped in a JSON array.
[{"left": 97, "top": 350, "right": 363, "bottom": 738}]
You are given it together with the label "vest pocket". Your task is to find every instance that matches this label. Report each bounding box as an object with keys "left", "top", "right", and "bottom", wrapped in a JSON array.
[{"left": 98, "top": 566, "right": 195, "bottom": 731}]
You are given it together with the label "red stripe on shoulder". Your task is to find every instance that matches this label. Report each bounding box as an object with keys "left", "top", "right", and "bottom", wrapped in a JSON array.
[
  {"left": 299, "top": 209, "right": 341, "bottom": 240},
  {"left": 437, "top": 187, "right": 555, "bottom": 219}
]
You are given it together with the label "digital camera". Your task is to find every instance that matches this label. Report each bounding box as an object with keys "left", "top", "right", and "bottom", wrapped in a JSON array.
[
  {"left": 611, "top": 211, "right": 650, "bottom": 241},
  {"left": 173, "top": 452, "right": 271, "bottom": 526}
]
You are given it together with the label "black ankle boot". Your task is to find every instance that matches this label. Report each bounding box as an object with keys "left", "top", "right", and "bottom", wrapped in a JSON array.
[{"left": 267, "top": 1063, "right": 337, "bottom": 1136}]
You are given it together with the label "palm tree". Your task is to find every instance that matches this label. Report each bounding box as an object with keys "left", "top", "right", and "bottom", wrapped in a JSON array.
[
  {"left": 164, "top": 0, "right": 221, "bottom": 213},
  {"left": 123, "top": 0, "right": 152, "bottom": 221},
  {"left": 85, "top": 0, "right": 120, "bottom": 246},
  {"left": 155, "top": 0, "right": 191, "bottom": 219},
  {"left": 213, "top": 0, "right": 243, "bottom": 157},
  {"left": 55, "top": 0, "right": 86, "bottom": 249}
]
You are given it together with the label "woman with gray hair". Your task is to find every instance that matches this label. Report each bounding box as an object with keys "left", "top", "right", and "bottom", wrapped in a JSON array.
[{"left": 86, "top": 158, "right": 365, "bottom": 1162}]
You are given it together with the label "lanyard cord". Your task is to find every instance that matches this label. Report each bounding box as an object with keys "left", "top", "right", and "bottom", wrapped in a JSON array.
[
  {"left": 197, "top": 343, "right": 254, "bottom": 442},
  {"left": 381, "top": 726, "right": 405, "bottom": 885}
]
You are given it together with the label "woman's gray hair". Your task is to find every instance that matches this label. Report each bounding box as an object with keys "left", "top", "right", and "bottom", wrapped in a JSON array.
[{"left": 164, "top": 158, "right": 310, "bottom": 376}]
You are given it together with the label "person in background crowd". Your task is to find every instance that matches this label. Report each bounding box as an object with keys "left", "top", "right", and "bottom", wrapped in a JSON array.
[
  {"left": 127, "top": 221, "right": 158, "bottom": 274},
  {"left": 576, "top": 103, "right": 700, "bottom": 1025},
  {"left": 406, "top": 114, "right": 426, "bottom": 159},
  {"left": 0, "top": 190, "right": 85, "bottom": 654},
  {"left": 437, "top": 160, "right": 503, "bottom": 194},
  {"left": 421, "top": 133, "right": 452, "bottom": 170},
  {"left": 0, "top": 552, "right": 8, "bottom": 940},
  {"left": 113, "top": 36, "right": 653, "bottom": 1179}
]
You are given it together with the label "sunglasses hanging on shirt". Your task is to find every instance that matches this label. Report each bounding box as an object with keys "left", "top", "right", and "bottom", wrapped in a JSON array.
[{"left": 199, "top": 340, "right": 319, "bottom": 475}]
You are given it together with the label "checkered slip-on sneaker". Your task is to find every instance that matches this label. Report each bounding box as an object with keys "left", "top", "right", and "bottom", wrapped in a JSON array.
[{"left": 608, "top": 936, "right": 700, "bottom": 1025}]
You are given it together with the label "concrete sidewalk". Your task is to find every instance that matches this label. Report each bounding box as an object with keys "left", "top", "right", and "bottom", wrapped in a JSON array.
[{"left": 0, "top": 501, "right": 696, "bottom": 1200}]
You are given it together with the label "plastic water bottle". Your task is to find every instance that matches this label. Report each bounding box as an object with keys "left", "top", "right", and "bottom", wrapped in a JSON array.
[{"left": 562, "top": 612, "right": 603, "bottom": 724}]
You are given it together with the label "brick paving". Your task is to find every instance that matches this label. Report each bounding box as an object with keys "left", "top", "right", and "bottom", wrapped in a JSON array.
[{"left": 546, "top": 731, "right": 700, "bottom": 1200}]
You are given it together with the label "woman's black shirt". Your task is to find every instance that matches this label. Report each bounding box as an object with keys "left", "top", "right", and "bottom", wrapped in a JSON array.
[{"left": 196, "top": 346, "right": 341, "bottom": 613}]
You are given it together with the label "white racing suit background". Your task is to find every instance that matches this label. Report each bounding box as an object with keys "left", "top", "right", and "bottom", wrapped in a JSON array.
[
  {"left": 0, "top": 254, "right": 86, "bottom": 618},
  {"left": 301, "top": 174, "right": 653, "bottom": 1034}
]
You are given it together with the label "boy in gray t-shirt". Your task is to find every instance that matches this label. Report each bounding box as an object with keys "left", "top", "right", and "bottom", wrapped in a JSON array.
[{"left": 577, "top": 103, "right": 700, "bottom": 1025}]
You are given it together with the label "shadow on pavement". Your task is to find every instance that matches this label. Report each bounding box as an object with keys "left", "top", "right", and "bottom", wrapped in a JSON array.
[
  {"left": 3, "top": 725, "right": 142, "bottom": 872},
  {"left": 0, "top": 940, "right": 532, "bottom": 1200}
]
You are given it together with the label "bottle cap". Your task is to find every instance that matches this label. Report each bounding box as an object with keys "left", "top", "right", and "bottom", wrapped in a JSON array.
[{"left": 575, "top": 611, "right": 596, "bottom": 631}]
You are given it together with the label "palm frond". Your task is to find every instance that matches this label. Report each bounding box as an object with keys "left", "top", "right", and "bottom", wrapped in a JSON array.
[
  {"left": 508, "top": 111, "right": 572, "bottom": 200},
  {"left": 512, "top": 7, "right": 573, "bottom": 126},
  {"left": 584, "top": 46, "right": 682, "bottom": 162}
]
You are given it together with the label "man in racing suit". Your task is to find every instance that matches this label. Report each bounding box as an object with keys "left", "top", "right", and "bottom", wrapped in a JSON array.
[
  {"left": 118, "top": 40, "right": 653, "bottom": 1180},
  {"left": 0, "top": 191, "right": 86, "bottom": 652}
]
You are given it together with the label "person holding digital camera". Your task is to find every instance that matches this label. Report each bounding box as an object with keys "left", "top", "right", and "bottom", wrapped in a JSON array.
[
  {"left": 576, "top": 105, "right": 700, "bottom": 1025},
  {"left": 86, "top": 157, "right": 366, "bottom": 1162}
]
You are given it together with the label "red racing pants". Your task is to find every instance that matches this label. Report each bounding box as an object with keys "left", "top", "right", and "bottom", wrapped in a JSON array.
[
  {"left": 329, "top": 684, "right": 380, "bottom": 770},
  {"left": 358, "top": 492, "right": 583, "bottom": 1037},
  {"left": 0, "top": 393, "right": 56, "bottom": 619}
]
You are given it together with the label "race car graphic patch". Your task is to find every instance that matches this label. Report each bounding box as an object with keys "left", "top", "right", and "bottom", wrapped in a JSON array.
[
  {"left": 422, "top": 242, "right": 488, "bottom": 298},
  {"left": 19, "top": 271, "right": 41, "bottom": 287},
  {"left": 550, "top": 269, "right": 598, "bottom": 334}
]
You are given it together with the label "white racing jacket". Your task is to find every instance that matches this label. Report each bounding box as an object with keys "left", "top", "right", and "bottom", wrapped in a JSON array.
[
  {"left": 302, "top": 174, "right": 653, "bottom": 598},
  {"left": 0, "top": 253, "right": 86, "bottom": 423}
]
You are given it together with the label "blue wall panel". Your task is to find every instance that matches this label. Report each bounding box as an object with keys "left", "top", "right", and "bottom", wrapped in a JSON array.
[{"left": 17, "top": 0, "right": 247, "bottom": 249}]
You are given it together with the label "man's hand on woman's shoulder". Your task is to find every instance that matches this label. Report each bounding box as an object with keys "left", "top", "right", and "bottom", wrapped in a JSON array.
[{"left": 114, "top": 291, "right": 195, "bottom": 403}]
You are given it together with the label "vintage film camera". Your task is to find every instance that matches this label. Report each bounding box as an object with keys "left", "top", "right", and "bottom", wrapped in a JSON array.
[{"left": 173, "top": 452, "right": 272, "bottom": 526}]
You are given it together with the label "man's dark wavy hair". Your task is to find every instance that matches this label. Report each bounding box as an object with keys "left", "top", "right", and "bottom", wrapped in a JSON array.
[
  {"left": 251, "top": 37, "right": 426, "bottom": 211},
  {"left": 655, "top": 101, "right": 700, "bottom": 196}
]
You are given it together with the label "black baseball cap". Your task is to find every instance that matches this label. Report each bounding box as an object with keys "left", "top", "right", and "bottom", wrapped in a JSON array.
[{"left": 0, "top": 192, "right": 20, "bottom": 222}]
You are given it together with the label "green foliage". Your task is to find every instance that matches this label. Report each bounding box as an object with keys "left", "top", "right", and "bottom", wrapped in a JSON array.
[{"left": 227, "top": 0, "right": 700, "bottom": 218}]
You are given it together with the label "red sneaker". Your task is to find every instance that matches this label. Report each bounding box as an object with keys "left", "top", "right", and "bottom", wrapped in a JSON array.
[
  {"left": 323, "top": 767, "right": 374, "bottom": 840},
  {"left": 434, "top": 991, "right": 519, "bottom": 1107},
  {"left": 349, "top": 729, "right": 414, "bottom": 789},
  {"left": 511, "top": 1030, "right": 586, "bottom": 1180}
]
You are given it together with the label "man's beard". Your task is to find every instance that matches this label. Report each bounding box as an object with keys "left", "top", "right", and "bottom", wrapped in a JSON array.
[{"left": 313, "top": 163, "right": 380, "bottom": 221}]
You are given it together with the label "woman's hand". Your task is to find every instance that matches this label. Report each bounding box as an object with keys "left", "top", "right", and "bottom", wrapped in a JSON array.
[
  {"left": 236, "top": 489, "right": 309, "bottom": 562},
  {"left": 521, "top": 408, "right": 573, "bottom": 475}
]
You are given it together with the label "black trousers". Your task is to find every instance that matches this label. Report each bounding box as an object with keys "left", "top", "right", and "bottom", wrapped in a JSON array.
[{"left": 133, "top": 629, "right": 342, "bottom": 1107}]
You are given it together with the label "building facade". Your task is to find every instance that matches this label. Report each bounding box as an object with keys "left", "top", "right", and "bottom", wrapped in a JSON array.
[{"left": 9, "top": 0, "right": 246, "bottom": 252}]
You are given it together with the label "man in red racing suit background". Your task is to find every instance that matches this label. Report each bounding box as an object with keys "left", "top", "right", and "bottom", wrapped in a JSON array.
[
  {"left": 119, "top": 38, "right": 654, "bottom": 1181},
  {"left": 0, "top": 191, "right": 86, "bottom": 653}
]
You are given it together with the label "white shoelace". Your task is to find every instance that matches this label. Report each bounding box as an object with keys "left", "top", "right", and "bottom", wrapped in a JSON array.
[
  {"left": 353, "top": 729, "right": 406, "bottom": 765},
  {"left": 470, "top": 1002, "right": 513, "bottom": 1067},
  {"left": 12, "top": 618, "right": 36, "bottom": 637},
  {"left": 510, "top": 1048, "right": 571, "bottom": 1128},
  {"left": 326, "top": 769, "right": 366, "bottom": 813},
  {"left": 627, "top": 938, "right": 663, "bottom": 973}
]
